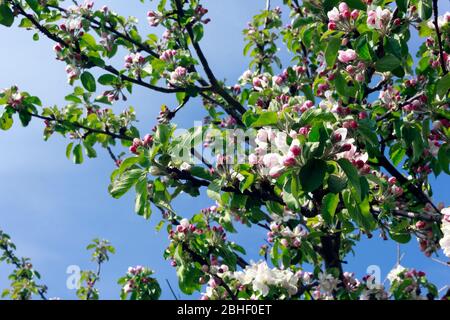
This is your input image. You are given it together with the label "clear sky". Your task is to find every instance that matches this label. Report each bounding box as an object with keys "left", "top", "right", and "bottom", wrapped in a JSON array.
[{"left": 0, "top": 0, "right": 449, "bottom": 299}]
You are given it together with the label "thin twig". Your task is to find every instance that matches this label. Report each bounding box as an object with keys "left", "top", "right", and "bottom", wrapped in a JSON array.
[{"left": 165, "top": 279, "right": 179, "bottom": 300}]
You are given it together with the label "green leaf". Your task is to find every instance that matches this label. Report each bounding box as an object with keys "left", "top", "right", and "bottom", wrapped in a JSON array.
[
  {"left": 337, "top": 158, "right": 365, "bottom": 201},
  {"left": 301, "top": 84, "right": 315, "bottom": 103},
  {"left": 328, "top": 174, "right": 347, "bottom": 193},
  {"left": 18, "top": 111, "right": 32, "bottom": 127},
  {"left": 323, "top": 0, "right": 339, "bottom": 12},
  {"left": 192, "top": 23, "right": 204, "bottom": 42},
  {"left": 321, "top": 193, "right": 339, "bottom": 225},
  {"left": 239, "top": 172, "right": 255, "bottom": 192},
  {"left": 436, "top": 73, "right": 450, "bottom": 99},
  {"left": 65, "top": 142, "right": 74, "bottom": 160},
  {"left": 98, "top": 74, "right": 117, "bottom": 86},
  {"left": 83, "top": 142, "right": 97, "bottom": 158},
  {"left": 396, "top": 0, "right": 408, "bottom": 13},
  {"left": 73, "top": 144, "right": 84, "bottom": 164},
  {"left": 438, "top": 144, "right": 450, "bottom": 174},
  {"left": 0, "top": 5, "right": 14, "bottom": 27},
  {"left": 342, "top": 190, "right": 376, "bottom": 231},
  {"left": 389, "top": 144, "right": 406, "bottom": 166},
  {"left": 81, "top": 33, "right": 97, "bottom": 50},
  {"left": 135, "top": 177, "right": 151, "bottom": 219},
  {"left": 343, "top": 0, "right": 367, "bottom": 10},
  {"left": 325, "top": 36, "right": 341, "bottom": 67},
  {"left": 155, "top": 124, "right": 171, "bottom": 147},
  {"left": 355, "top": 36, "right": 372, "bottom": 61},
  {"left": 334, "top": 72, "right": 350, "bottom": 98},
  {"left": 110, "top": 169, "right": 143, "bottom": 199},
  {"left": 250, "top": 112, "right": 278, "bottom": 127},
  {"left": 418, "top": 0, "right": 432, "bottom": 20},
  {"left": 80, "top": 71, "right": 97, "bottom": 92},
  {"left": 206, "top": 181, "right": 221, "bottom": 202},
  {"left": 299, "top": 159, "right": 327, "bottom": 192},
  {"left": 300, "top": 108, "right": 336, "bottom": 126},
  {"left": 375, "top": 54, "right": 401, "bottom": 72},
  {"left": 0, "top": 111, "right": 13, "bottom": 130},
  {"left": 389, "top": 231, "right": 411, "bottom": 244}
]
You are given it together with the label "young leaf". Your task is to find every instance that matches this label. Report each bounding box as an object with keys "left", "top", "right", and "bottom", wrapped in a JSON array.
[
  {"left": 299, "top": 159, "right": 327, "bottom": 192},
  {"left": 325, "top": 36, "right": 341, "bottom": 67},
  {"left": 0, "top": 5, "right": 14, "bottom": 27},
  {"left": 375, "top": 54, "right": 401, "bottom": 72},
  {"left": 73, "top": 144, "right": 84, "bottom": 164},
  {"left": 110, "top": 169, "right": 143, "bottom": 199},
  {"left": 81, "top": 71, "right": 97, "bottom": 92},
  {"left": 321, "top": 193, "right": 339, "bottom": 225}
]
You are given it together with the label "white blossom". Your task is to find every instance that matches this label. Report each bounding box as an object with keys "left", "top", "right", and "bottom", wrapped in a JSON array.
[
  {"left": 439, "top": 207, "right": 450, "bottom": 258},
  {"left": 387, "top": 264, "right": 406, "bottom": 284},
  {"left": 427, "top": 12, "right": 450, "bottom": 29}
]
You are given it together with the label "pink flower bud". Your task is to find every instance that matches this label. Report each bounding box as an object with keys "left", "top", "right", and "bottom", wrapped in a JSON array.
[
  {"left": 388, "top": 177, "right": 397, "bottom": 185},
  {"left": 143, "top": 134, "right": 153, "bottom": 146},
  {"left": 358, "top": 112, "right": 368, "bottom": 120},
  {"left": 332, "top": 132, "right": 342, "bottom": 142},
  {"left": 416, "top": 221, "right": 427, "bottom": 229},
  {"left": 339, "top": 2, "right": 349, "bottom": 13},
  {"left": 298, "top": 126, "right": 310, "bottom": 136},
  {"left": 290, "top": 145, "right": 301, "bottom": 157},
  {"left": 129, "top": 145, "right": 138, "bottom": 154},
  {"left": 53, "top": 43, "right": 63, "bottom": 52},
  {"left": 341, "top": 10, "right": 351, "bottom": 19},
  {"left": 355, "top": 73, "right": 365, "bottom": 82},
  {"left": 283, "top": 155, "right": 296, "bottom": 167},
  {"left": 341, "top": 144, "right": 352, "bottom": 152},
  {"left": 328, "top": 22, "right": 337, "bottom": 30}
]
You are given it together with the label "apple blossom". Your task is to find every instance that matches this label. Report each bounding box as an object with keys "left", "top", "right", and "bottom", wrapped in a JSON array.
[
  {"left": 439, "top": 207, "right": 450, "bottom": 258},
  {"left": 337, "top": 49, "right": 357, "bottom": 63},
  {"left": 367, "top": 7, "right": 392, "bottom": 31},
  {"left": 0, "top": 0, "right": 449, "bottom": 302}
]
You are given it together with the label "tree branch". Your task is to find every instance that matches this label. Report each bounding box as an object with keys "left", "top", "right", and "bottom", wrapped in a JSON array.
[
  {"left": 12, "top": 2, "right": 210, "bottom": 95},
  {"left": 432, "top": 0, "right": 448, "bottom": 75},
  {"left": 174, "top": 0, "right": 247, "bottom": 117},
  {"left": 28, "top": 111, "right": 133, "bottom": 141},
  {"left": 378, "top": 154, "right": 440, "bottom": 213}
]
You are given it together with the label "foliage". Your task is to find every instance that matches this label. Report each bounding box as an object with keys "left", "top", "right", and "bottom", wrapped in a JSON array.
[{"left": 0, "top": 0, "right": 449, "bottom": 300}]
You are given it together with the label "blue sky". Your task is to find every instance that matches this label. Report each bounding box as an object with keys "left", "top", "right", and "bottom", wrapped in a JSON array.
[{"left": 0, "top": 0, "right": 449, "bottom": 299}]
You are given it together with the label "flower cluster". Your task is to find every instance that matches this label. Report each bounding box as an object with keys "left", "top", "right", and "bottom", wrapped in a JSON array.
[
  {"left": 333, "top": 127, "right": 370, "bottom": 174},
  {"left": 129, "top": 135, "right": 153, "bottom": 155},
  {"left": 327, "top": 3, "right": 360, "bottom": 32},
  {"left": 194, "top": 5, "right": 211, "bottom": 25},
  {"left": 159, "top": 49, "right": 177, "bottom": 62},
  {"left": 65, "top": 65, "right": 81, "bottom": 83},
  {"left": 439, "top": 207, "right": 450, "bottom": 258},
  {"left": 414, "top": 213, "right": 439, "bottom": 257},
  {"left": 387, "top": 265, "right": 435, "bottom": 300},
  {"left": 119, "top": 266, "right": 161, "bottom": 300},
  {"left": 169, "top": 66, "right": 189, "bottom": 86},
  {"left": 99, "top": 31, "right": 115, "bottom": 52},
  {"left": 367, "top": 6, "right": 392, "bottom": 32},
  {"left": 2, "top": 86, "right": 24, "bottom": 109},
  {"left": 147, "top": 10, "right": 164, "bottom": 27},
  {"left": 202, "top": 261, "right": 300, "bottom": 299},
  {"left": 268, "top": 222, "right": 308, "bottom": 248},
  {"left": 313, "top": 272, "right": 340, "bottom": 299},
  {"left": 249, "top": 127, "right": 301, "bottom": 178},
  {"left": 124, "top": 53, "right": 147, "bottom": 77},
  {"left": 359, "top": 274, "right": 388, "bottom": 300}
]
